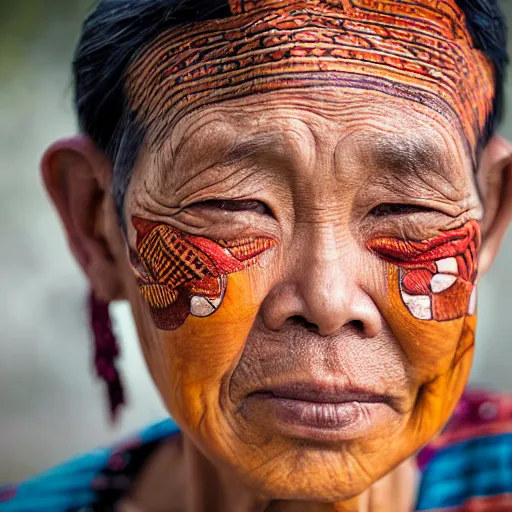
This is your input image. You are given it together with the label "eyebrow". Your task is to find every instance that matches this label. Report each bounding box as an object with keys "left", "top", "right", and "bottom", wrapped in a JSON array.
[
  {"left": 220, "top": 132, "right": 450, "bottom": 173},
  {"left": 368, "top": 133, "right": 447, "bottom": 176},
  {"left": 216, "top": 132, "right": 284, "bottom": 166}
]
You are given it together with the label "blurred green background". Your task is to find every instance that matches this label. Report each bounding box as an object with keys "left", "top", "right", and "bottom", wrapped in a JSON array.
[{"left": 1, "top": 1, "right": 512, "bottom": 482}]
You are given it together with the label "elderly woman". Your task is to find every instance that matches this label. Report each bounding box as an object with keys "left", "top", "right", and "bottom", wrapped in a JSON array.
[{"left": 2, "top": 0, "right": 512, "bottom": 510}]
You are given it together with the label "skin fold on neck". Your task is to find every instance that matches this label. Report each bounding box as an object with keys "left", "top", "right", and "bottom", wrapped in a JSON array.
[{"left": 122, "top": 432, "right": 417, "bottom": 511}]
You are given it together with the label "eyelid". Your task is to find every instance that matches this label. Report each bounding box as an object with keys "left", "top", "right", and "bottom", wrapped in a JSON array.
[
  {"left": 188, "top": 199, "right": 274, "bottom": 217},
  {"left": 369, "top": 203, "right": 438, "bottom": 216}
]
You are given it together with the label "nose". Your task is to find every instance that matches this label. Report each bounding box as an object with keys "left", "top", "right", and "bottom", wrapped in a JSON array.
[{"left": 261, "top": 230, "right": 382, "bottom": 338}]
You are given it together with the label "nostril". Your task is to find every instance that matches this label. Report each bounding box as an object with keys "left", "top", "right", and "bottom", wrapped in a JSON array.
[
  {"left": 288, "top": 315, "right": 319, "bottom": 332},
  {"left": 349, "top": 320, "right": 364, "bottom": 332},
  {"left": 288, "top": 317, "right": 365, "bottom": 335}
]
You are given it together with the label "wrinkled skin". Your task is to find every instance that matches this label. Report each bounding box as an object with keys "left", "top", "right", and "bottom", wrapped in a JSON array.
[
  {"left": 43, "top": 94, "right": 512, "bottom": 512},
  {"left": 41, "top": 3, "right": 512, "bottom": 512},
  {"left": 122, "top": 89, "right": 479, "bottom": 505}
]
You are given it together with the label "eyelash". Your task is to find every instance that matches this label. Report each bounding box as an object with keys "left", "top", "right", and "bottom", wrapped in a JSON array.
[
  {"left": 369, "top": 203, "right": 436, "bottom": 217},
  {"left": 190, "top": 200, "right": 434, "bottom": 220},
  {"left": 191, "top": 199, "right": 273, "bottom": 216}
]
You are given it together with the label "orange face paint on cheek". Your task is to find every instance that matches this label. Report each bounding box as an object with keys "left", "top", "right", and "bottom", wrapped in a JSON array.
[
  {"left": 130, "top": 216, "right": 276, "bottom": 331},
  {"left": 129, "top": 216, "right": 277, "bottom": 438},
  {"left": 367, "top": 221, "right": 481, "bottom": 435}
]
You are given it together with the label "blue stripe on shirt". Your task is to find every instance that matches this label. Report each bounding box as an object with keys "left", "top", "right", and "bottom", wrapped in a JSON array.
[{"left": 416, "top": 432, "right": 512, "bottom": 510}]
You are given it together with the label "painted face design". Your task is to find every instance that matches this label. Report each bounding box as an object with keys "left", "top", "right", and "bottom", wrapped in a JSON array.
[
  {"left": 127, "top": 0, "right": 494, "bottom": 153},
  {"left": 120, "top": 0, "right": 494, "bottom": 504},
  {"left": 130, "top": 217, "right": 276, "bottom": 330},
  {"left": 368, "top": 220, "right": 481, "bottom": 321}
]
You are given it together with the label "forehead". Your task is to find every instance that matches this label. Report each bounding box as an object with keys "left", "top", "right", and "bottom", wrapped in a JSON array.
[
  {"left": 165, "top": 89, "right": 471, "bottom": 178},
  {"left": 171, "top": 88, "right": 458, "bottom": 147},
  {"left": 126, "top": 0, "right": 494, "bottom": 155},
  {"left": 131, "top": 89, "right": 479, "bottom": 234}
]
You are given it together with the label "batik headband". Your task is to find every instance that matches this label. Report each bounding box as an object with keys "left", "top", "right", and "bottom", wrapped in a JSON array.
[{"left": 126, "top": 0, "right": 494, "bottom": 152}]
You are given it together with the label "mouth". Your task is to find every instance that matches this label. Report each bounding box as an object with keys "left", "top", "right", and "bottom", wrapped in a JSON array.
[{"left": 241, "top": 382, "right": 399, "bottom": 442}]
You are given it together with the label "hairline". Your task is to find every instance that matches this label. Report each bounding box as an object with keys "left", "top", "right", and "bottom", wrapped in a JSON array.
[{"left": 84, "top": 2, "right": 505, "bottom": 227}]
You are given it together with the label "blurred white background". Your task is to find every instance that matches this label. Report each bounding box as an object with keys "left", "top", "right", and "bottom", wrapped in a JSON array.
[{"left": 1, "top": 1, "right": 512, "bottom": 482}]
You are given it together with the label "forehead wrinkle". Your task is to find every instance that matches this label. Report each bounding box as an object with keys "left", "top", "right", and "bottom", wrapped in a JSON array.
[
  {"left": 174, "top": 124, "right": 286, "bottom": 174},
  {"left": 138, "top": 86, "right": 477, "bottom": 201},
  {"left": 125, "top": 0, "right": 494, "bottom": 157},
  {"left": 214, "top": 132, "right": 286, "bottom": 166},
  {"left": 332, "top": 110, "right": 473, "bottom": 197},
  {"left": 132, "top": 76, "right": 477, "bottom": 170},
  {"left": 368, "top": 140, "right": 472, "bottom": 207},
  {"left": 142, "top": 115, "right": 237, "bottom": 187},
  {"left": 145, "top": 126, "right": 289, "bottom": 201},
  {"left": 161, "top": 102, "right": 322, "bottom": 169}
]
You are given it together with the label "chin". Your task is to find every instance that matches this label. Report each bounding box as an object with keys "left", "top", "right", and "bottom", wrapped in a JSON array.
[
  {"left": 242, "top": 452, "right": 374, "bottom": 503},
  {"left": 214, "top": 432, "right": 390, "bottom": 503}
]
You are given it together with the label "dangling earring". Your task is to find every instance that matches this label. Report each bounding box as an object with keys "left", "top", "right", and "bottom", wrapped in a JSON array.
[{"left": 88, "top": 289, "right": 125, "bottom": 422}]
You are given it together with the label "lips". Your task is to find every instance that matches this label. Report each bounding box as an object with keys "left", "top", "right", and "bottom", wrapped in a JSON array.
[
  {"left": 242, "top": 382, "right": 398, "bottom": 440},
  {"left": 252, "top": 383, "right": 392, "bottom": 405}
]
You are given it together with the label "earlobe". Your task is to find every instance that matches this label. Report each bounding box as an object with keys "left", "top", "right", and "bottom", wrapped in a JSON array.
[
  {"left": 477, "top": 135, "right": 512, "bottom": 276},
  {"left": 41, "top": 135, "right": 128, "bottom": 301}
]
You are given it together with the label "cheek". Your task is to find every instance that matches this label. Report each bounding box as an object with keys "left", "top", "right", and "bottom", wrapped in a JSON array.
[
  {"left": 369, "top": 221, "right": 479, "bottom": 383},
  {"left": 368, "top": 221, "right": 481, "bottom": 439},
  {"left": 152, "top": 271, "right": 262, "bottom": 429},
  {"left": 128, "top": 217, "right": 275, "bottom": 433},
  {"left": 382, "top": 265, "right": 476, "bottom": 379},
  {"left": 370, "top": 265, "right": 476, "bottom": 444}
]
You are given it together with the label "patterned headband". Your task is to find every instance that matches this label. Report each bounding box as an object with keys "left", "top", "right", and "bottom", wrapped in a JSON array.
[{"left": 127, "top": 0, "right": 494, "bottom": 151}]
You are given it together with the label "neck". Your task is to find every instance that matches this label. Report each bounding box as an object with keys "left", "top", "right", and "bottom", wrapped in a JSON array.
[
  {"left": 128, "top": 433, "right": 416, "bottom": 512},
  {"left": 181, "top": 435, "right": 362, "bottom": 512}
]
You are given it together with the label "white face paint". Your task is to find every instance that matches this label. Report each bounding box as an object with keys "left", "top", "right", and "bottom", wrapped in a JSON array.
[
  {"left": 400, "top": 288, "right": 433, "bottom": 321},
  {"left": 436, "top": 257, "right": 458, "bottom": 274},
  {"left": 190, "top": 275, "right": 228, "bottom": 317},
  {"left": 398, "top": 252, "right": 477, "bottom": 321},
  {"left": 431, "top": 274, "right": 457, "bottom": 293}
]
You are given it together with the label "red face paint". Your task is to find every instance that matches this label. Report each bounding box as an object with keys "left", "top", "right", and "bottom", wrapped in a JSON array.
[
  {"left": 367, "top": 220, "right": 481, "bottom": 321},
  {"left": 130, "top": 217, "right": 276, "bottom": 330},
  {"left": 127, "top": 0, "right": 494, "bottom": 153}
]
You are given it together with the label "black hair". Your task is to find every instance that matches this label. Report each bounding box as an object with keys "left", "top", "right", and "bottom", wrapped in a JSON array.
[
  {"left": 455, "top": 0, "right": 508, "bottom": 145},
  {"left": 73, "top": 0, "right": 509, "bottom": 222},
  {"left": 74, "top": 0, "right": 232, "bottom": 223}
]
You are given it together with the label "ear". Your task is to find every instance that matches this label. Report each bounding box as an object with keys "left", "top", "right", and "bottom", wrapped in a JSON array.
[
  {"left": 477, "top": 135, "right": 512, "bottom": 276},
  {"left": 41, "top": 135, "right": 128, "bottom": 301}
]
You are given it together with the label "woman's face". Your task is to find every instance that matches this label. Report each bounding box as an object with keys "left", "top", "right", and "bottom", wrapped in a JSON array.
[
  {"left": 41, "top": 0, "right": 511, "bottom": 504},
  {"left": 123, "top": 87, "right": 481, "bottom": 500}
]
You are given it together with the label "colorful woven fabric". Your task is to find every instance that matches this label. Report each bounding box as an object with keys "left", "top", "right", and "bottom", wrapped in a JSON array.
[
  {"left": 0, "top": 419, "right": 179, "bottom": 512},
  {"left": 417, "top": 390, "right": 512, "bottom": 511}
]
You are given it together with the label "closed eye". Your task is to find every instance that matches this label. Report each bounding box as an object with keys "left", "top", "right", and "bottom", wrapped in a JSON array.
[
  {"left": 369, "top": 203, "right": 436, "bottom": 217},
  {"left": 190, "top": 199, "right": 273, "bottom": 216}
]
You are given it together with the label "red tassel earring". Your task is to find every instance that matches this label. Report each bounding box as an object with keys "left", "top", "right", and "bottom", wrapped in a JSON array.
[{"left": 88, "top": 289, "right": 125, "bottom": 422}]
